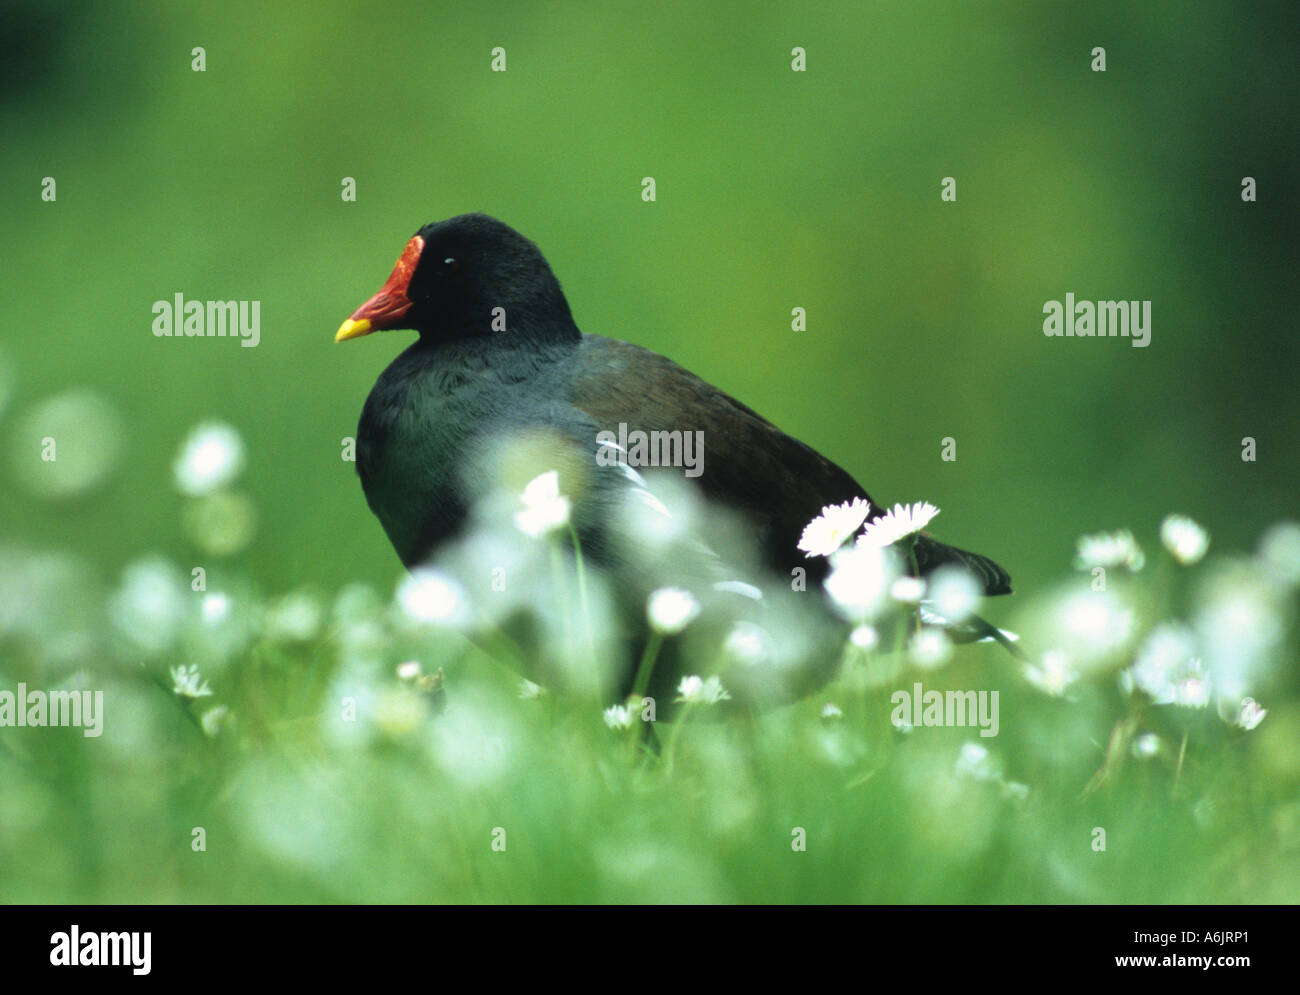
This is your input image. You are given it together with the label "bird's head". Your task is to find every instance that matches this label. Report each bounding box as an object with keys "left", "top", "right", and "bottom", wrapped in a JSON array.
[{"left": 335, "top": 213, "right": 576, "bottom": 344}]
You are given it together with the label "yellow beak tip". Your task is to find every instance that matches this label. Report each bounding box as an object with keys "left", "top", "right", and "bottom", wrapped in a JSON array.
[{"left": 334, "top": 318, "right": 372, "bottom": 343}]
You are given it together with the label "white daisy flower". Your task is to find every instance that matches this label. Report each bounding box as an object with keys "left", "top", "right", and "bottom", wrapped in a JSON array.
[
  {"left": 1058, "top": 588, "right": 1136, "bottom": 659},
  {"left": 1193, "top": 561, "right": 1284, "bottom": 700},
  {"left": 824, "top": 543, "right": 896, "bottom": 618},
  {"left": 1160, "top": 514, "right": 1209, "bottom": 566},
  {"left": 603, "top": 704, "right": 635, "bottom": 729},
  {"left": 397, "top": 568, "right": 469, "bottom": 626},
  {"left": 856, "top": 501, "right": 940, "bottom": 549},
  {"left": 724, "top": 622, "right": 767, "bottom": 663},
  {"left": 954, "top": 742, "right": 997, "bottom": 781},
  {"left": 108, "top": 557, "right": 186, "bottom": 656},
  {"left": 1172, "top": 658, "right": 1212, "bottom": 707},
  {"left": 798, "top": 497, "right": 872, "bottom": 557},
  {"left": 513, "top": 470, "right": 571, "bottom": 537},
  {"left": 909, "top": 627, "right": 953, "bottom": 668},
  {"left": 201, "top": 591, "right": 231, "bottom": 625},
  {"left": 1235, "top": 697, "right": 1267, "bottom": 731},
  {"left": 1123, "top": 624, "right": 1197, "bottom": 702},
  {"left": 925, "top": 566, "right": 981, "bottom": 624},
  {"left": 1127, "top": 641, "right": 1211, "bottom": 708},
  {"left": 849, "top": 624, "right": 878, "bottom": 650},
  {"left": 647, "top": 587, "right": 700, "bottom": 635},
  {"left": 267, "top": 590, "right": 324, "bottom": 642},
  {"left": 1023, "top": 650, "right": 1077, "bottom": 697},
  {"left": 1132, "top": 732, "right": 1162, "bottom": 758},
  {"left": 890, "top": 576, "right": 926, "bottom": 604},
  {"left": 173, "top": 422, "right": 246, "bottom": 497},
  {"left": 170, "top": 663, "right": 213, "bottom": 699},
  {"left": 675, "top": 675, "right": 731, "bottom": 705},
  {"left": 1074, "top": 529, "right": 1145, "bottom": 571}
]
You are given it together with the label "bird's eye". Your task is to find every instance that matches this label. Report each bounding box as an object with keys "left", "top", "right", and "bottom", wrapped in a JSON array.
[{"left": 439, "top": 257, "right": 459, "bottom": 275}]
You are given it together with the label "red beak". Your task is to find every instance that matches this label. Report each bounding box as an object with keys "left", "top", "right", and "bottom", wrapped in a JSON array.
[{"left": 335, "top": 235, "right": 425, "bottom": 342}]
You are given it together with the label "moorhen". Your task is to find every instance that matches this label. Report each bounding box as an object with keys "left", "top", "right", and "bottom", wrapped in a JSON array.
[{"left": 335, "top": 213, "right": 1013, "bottom": 703}]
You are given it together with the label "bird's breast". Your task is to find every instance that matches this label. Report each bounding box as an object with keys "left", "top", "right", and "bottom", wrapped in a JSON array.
[{"left": 356, "top": 359, "right": 490, "bottom": 566}]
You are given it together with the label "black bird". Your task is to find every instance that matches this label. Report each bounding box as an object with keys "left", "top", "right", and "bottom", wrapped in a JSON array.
[{"left": 336, "top": 214, "right": 1013, "bottom": 701}]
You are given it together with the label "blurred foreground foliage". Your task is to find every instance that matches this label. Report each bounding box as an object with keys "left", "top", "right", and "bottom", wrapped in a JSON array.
[{"left": 1, "top": 428, "right": 1298, "bottom": 903}]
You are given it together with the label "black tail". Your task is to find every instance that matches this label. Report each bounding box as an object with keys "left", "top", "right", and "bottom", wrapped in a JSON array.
[{"left": 914, "top": 535, "right": 1013, "bottom": 596}]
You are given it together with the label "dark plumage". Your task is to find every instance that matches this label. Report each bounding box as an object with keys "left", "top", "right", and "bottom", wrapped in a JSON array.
[{"left": 336, "top": 214, "right": 1014, "bottom": 701}]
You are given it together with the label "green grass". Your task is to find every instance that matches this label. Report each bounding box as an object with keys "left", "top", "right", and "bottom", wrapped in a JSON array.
[{"left": 2, "top": 472, "right": 1297, "bottom": 904}]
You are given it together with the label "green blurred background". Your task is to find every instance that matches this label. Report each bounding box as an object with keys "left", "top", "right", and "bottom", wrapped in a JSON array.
[
  {"left": 5, "top": 0, "right": 1295, "bottom": 594},
  {"left": 2, "top": 1, "right": 1298, "bottom": 905}
]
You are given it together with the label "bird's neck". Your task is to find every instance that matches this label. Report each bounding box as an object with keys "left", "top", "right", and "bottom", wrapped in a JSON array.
[
  {"left": 413, "top": 321, "right": 581, "bottom": 365},
  {"left": 417, "top": 293, "right": 581, "bottom": 349}
]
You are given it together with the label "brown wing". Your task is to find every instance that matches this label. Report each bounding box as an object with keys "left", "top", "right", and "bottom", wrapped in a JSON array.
[
  {"left": 567, "top": 335, "right": 1012, "bottom": 595},
  {"left": 567, "top": 336, "right": 869, "bottom": 570}
]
